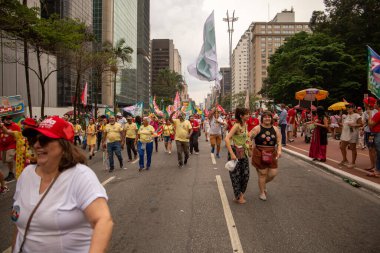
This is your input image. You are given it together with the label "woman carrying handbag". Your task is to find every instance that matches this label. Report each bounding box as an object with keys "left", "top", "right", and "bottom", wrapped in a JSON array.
[{"left": 249, "top": 111, "right": 282, "bottom": 201}]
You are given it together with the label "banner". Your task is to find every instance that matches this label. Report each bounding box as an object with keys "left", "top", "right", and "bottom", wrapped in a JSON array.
[
  {"left": 153, "top": 96, "right": 164, "bottom": 117},
  {"left": 173, "top": 92, "right": 181, "bottom": 111},
  {"left": 123, "top": 102, "right": 143, "bottom": 117},
  {"left": 368, "top": 46, "right": 380, "bottom": 99},
  {"left": 0, "top": 95, "right": 24, "bottom": 117},
  {"left": 105, "top": 107, "right": 114, "bottom": 118}
]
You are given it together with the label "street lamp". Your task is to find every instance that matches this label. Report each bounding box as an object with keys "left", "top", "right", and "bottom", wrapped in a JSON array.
[{"left": 223, "top": 10, "right": 238, "bottom": 68}]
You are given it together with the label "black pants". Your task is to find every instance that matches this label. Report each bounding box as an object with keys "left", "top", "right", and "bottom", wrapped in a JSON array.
[
  {"left": 229, "top": 158, "right": 250, "bottom": 198},
  {"left": 154, "top": 137, "right": 158, "bottom": 152},
  {"left": 280, "top": 124, "right": 287, "bottom": 145},
  {"left": 74, "top": 136, "right": 81, "bottom": 145},
  {"left": 97, "top": 132, "right": 102, "bottom": 151},
  {"left": 126, "top": 137, "right": 137, "bottom": 160},
  {"left": 189, "top": 132, "right": 199, "bottom": 153}
]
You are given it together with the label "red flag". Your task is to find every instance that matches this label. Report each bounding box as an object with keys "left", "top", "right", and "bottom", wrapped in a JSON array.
[
  {"left": 216, "top": 104, "right": 225, "bottom": 114},
  {"left": 81, "top": 82, "right": 88, "bottom": 106}
]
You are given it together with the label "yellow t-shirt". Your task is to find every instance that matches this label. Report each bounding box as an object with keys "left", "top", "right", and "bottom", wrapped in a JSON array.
[
  {"left": 138, "top": 125, "right": 155, "bottom": 143},
  {"left": 87, "top": 124, "right": 96, "bottom": 136},
  {"left": 163, "top": 124, "right": 174, "bottom": 136},
  {"left": 124, "top": 122, "right": 137, "bottom": 139},
  {"left": 173, "top": 119, "right": 192, "bottom": 142},
  {"left": 74, "top": 124, "right": 82, "bottom": 135},
  {"left": 104, "top": 123, "right": 123, "bottom": 142}
]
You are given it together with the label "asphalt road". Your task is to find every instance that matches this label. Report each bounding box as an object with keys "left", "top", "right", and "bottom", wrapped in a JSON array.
[{"left": 1, "top": 137, "right": 380, "bottom": 253}]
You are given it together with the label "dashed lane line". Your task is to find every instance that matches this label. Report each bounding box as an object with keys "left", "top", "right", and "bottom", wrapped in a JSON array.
[
  {"left": 216, "top": 175, "right": 244, "bottom": 253},
  {"left": 101, "top": 176, "right": 116, "bottom": 186},
  {"left": 211, "top": 153, "right": 216, "bottom": 165}
]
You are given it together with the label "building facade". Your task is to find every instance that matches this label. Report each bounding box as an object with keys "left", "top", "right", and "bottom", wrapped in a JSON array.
[
  {"left": 137, "top": 0, "right": 151, "bottom": 108},
  {"left": 151, "top": 39, "right": 175, "bottom": 87},
  {"left": 250, "top": 9, "right": 310, "bottom": 96},
  {"left": 173, "top": 49, "right": 182, "bottom": 74},
  {"left": 220, "top": 67, "right": 232, "bottom": 96}
]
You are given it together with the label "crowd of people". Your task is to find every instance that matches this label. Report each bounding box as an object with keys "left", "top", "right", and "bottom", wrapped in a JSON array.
[{"left": 1, "top": 96, "right": 380, "bottom": 252}]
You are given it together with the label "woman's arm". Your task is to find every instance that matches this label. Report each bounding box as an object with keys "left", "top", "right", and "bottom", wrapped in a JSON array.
[
  {"left": 85, "top": 198, "right": 114, "bottom": 253},
  {"left": 225, "top": 124, "right": 239, "bottom": 160},
  {"left": 274, "top": 126, "right": 282, "bottom": 159}
]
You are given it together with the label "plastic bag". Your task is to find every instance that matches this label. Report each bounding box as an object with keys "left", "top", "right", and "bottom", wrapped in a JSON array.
[{"left": 225, "top": 160, "right": 237, "bottom": 172}]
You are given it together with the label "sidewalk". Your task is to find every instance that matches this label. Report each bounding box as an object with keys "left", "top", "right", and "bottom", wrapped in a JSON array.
[{"left": 282, "top": 134, "right": 380, "bottom": 192}]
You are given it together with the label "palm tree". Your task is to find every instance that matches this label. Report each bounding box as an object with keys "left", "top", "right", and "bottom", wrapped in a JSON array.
[
  {"left": 156, "top": 68, "right": 184, "bottom": 97},
  {"left": 106, "top": 38, "right": 133, "bottom": 113}
]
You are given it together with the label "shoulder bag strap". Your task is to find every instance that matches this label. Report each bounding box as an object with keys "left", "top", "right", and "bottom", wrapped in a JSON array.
[{"left": 18, "top": 173, "right": 60, "bottom": 253}]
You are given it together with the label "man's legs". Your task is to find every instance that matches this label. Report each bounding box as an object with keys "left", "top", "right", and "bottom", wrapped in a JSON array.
[
  {"left": 114, "top": 141, "right": 124, "bottom": 168},
  {"left": 189, "top": 134, "right": 195, "bottom": 154},
  {"left": 176, "top": 140, "right": 184, "bottom": 166},
  {"left": 137, "top": 142, "right": 145, "bottom": 169},
  {"left": 146, "top": 142, "right": 154, "bottom": 169},
  {"left": 126, "top": 138, "right": 133, "bottom": 160},
  {"left": 182, "top": 141, "right": 190, "bottom": 165},
  {"left": 193, "top": 132, "right": 199, "bottom": 153},
  {"left": 107, "top": 142, "right": 115, "bottom": 171},
  {"left": 4, "top": 149, "right": 15, "bottom": 181},
  {"left": 210, "top": 135, "right": 216, "bottom": 153},
  {"left": 280, "top": 124, "right": 287, "bottom": 145}
]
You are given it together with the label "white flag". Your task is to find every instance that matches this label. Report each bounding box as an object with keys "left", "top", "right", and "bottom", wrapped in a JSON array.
[{"left": 187, "top": 11, "right": 222, "bottom": 88}]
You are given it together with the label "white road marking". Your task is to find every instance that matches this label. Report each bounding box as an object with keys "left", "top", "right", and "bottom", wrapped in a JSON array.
[
  {"left": 101, "top": 176, "right": 115, "bottom": 186},
  {"left": 214, "top": 167, "right": 218, "bottom": 170},
  {"left": 216, "top": 175, "right": 244, "bottom": 253},
  {"left": 211, "top": 153, "right": 216, "bottom": 165}
]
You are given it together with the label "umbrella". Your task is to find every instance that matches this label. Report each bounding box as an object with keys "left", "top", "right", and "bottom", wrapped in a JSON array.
[
  {"left": 295, "top": 88, "right": 329, "bottom": 101},
  {"left": 328, "top": 102, "right": 349, "bottom": 111}
]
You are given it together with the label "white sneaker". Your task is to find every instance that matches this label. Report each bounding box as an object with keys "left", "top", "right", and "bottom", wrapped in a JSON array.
[
  {"left": 168, "top": 151, "right": 171, "bottom": 154},
  {"left": 259, "top": 193, "right": 267, "bottom": 201},
  {"left": 195, "top": 152, "right": 199, "bottom": 155}
]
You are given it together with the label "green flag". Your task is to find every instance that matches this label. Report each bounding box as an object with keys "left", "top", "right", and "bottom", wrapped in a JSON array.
[{"left": 105, "top": 107, "right": 114, "bottom": 118}]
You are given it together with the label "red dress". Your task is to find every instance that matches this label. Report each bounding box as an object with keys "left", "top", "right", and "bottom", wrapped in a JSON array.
[{"left": 308, "top": 117, "right": 327, "bottom": 160}]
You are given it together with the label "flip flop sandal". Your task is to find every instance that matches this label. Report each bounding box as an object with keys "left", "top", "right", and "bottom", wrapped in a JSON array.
[
  {"left": 366, "top": 172, "right": 380, "bottom": 178},
  {"left": 364, "top": 167, "right": 374, "bottom": 171}
]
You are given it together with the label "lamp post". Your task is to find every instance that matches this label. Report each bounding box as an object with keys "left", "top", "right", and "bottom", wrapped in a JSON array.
[{"left": 223, "top": 10, "right": 238, "bottom": 68}]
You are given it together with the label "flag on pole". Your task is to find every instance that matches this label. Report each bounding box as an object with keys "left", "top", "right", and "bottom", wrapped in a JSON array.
[
  {"left": 173, "top": 92, "right": 181, "bottom": 111},
  {"left": 80, "top": 82, "right": 88, "bottom": 106},
  {"left": 368, "top": 46, "right": 380, "bottom": 99},
  {"left": 153, "top": 96, "right": 164, "bottom": 117},
  {"left": 123, "top": 102, "right": 144, "bottom": 117},
  {"left": 105, "top": 107, "right": 114, "bottom": 118},
  {"left": 187, "top": 11, "right": 222, "bottom": 89},
  {"left": 245, "top": 90, "right": 250, "bottom": 109},
  {"left": 216, "top": 104, "right": 226, "bottom": 114}
]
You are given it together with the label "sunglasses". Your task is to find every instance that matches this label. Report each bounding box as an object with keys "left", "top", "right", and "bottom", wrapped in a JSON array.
[{"left": 28, "top": 134, "right": 56, "bottom": 147}]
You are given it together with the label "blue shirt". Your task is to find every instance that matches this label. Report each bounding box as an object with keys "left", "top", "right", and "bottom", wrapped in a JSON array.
[{"left": 279, "top": 109, "right": 288, "bottom": 125}]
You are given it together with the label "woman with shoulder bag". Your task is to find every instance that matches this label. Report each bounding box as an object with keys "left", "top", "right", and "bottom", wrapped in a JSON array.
[
  {"left": 249, "top": 111, "right": 282, "bottom": 201},
  {"left": 225, "top": 108, "right": 251, "bottom": 204}
]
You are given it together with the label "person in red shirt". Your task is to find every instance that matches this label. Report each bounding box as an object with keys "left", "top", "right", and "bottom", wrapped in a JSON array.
[
  {"left": 189, "top": 115, "right": 199, "bottom": 154},
  {"left": 368, "top": 99, "right": 380, "bottom": 177},
  {"left": 246, "top": 113, "right": 259, "bottom": 132},
  {"left": 226, "top": 114, "right": 236, "bottom": 132},
  {"left": 0, "top": 115, "right": 21, "bottom": 182},
  {"left": 287, "top": 105, "right": 296, "bottom": 142}
]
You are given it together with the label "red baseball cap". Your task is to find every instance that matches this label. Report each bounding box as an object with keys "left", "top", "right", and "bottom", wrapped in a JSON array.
[
  {"left": 364, "top": 97, "right": 377, "bottom": 107},
  {"left": 22, "top": 118, "right": 37, "bottom": 127},
  {"left": 23, "top": 116, "right": 74, "bottom": 142}
]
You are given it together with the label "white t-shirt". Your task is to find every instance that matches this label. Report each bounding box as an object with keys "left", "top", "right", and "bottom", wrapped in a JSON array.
[
  {"left": 12, "top": 164, "right": 108, "bottom": 253},
  {"left": 340, "top": 113, "right": 361, "bottom": 143},
  {"left": 362, "top": 109, "right": 378, "bottom": 132},
  {"left": 209, "top": 117, "right": 224, "bottom": 135}
]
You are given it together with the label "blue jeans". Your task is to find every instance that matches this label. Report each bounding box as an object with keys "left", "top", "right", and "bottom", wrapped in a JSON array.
[
  {"left": 280, "top": 124, "right": 287, "bottom": 145},
  {"left": 107, "top": 141, "right": 123, "bottom": 169},
  {"left": 374, "top": 133, "right": 380, "bottom": 172},
  {"left": 138, "top": 141, "right": 153, "bottom": 169}
]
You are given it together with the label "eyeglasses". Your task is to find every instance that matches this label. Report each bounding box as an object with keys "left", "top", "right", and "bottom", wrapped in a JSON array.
[{"left": 28, "top": 134, "right": 55, "bottom": 147}]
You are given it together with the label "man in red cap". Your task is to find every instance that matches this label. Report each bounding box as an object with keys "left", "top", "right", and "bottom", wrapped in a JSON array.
[
  {"left": 0, "top": 115, "right": 20, "bottom": 182},
  {"left": 1, "top": 117, "right": 38, "bottom": 180},
  {"left": 362, "top": 97, "right": 378, "bottom": 172}
]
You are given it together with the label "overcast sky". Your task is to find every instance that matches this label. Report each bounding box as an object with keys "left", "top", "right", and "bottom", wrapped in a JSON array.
[{"left": 151, "top": 0, "right": 326, "bottom": 104}]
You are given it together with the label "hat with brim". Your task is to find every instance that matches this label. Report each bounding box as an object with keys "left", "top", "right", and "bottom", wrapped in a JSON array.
[{"left": 22, "top": 118, "right": 37, "bottom": 127}]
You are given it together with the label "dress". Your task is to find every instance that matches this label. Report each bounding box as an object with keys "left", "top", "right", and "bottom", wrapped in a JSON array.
[
  {"left": 340, "top": 113, "right": 361, "bottom": 143},
  {"left": 12, "top": 164, "right": 107, "bottom": 253},
  {"left": 252, "top": 125, "right": 278, "bottom": 169},
  {"left": 309, "top": 117, "right": 328, "bottom": 160},
  {"left": 86, "top": 124, "right": 97, "bottom": 146}
]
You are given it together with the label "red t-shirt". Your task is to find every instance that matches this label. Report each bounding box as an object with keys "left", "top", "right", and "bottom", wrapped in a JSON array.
[
  {"left": 227, "top": 119, "right": 236, "bottom": 131},
  {"left": 287, "top": 108, "right": 296, "bottom": 124},
  {"left": 301, "top": 110, "right": 307, "bottom": 120},
  {"left": 371, "top": 112, "right": 380, "bottom": 132},
  {"left": 0, "top": 122, "right": 21, "bottom": 151},
  {"left": 190, "top": 120, "right": 199, "bottom": 132},
  {"left": 246, "top": 117, "right": 259, "bottom": 132}
]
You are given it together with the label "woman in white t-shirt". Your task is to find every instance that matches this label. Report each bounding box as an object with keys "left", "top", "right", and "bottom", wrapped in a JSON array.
[
  {"left": 339, "top": 104, "right": 363, "bottom": 168},
  {"left": 12, "top": 116, "right": 113, "bottom": 253}
]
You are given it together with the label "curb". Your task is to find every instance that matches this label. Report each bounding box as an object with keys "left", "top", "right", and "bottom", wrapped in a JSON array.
[{"left": 282, "top": 148, "right": 380, "bottom": 195}]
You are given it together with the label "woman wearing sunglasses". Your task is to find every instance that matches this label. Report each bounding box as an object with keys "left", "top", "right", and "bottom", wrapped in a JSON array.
[{"left": 12, "top": 116, "right": 113, "bottom": 253}]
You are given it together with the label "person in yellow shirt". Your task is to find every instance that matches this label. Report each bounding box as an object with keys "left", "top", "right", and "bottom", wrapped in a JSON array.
[
  {"left": 162, "top": 119, "right": 174, "bottom": 154},
  {"left": 124, "top": 116, "right": 138, "bottom": 162},
  {"left": 74, "top": 119, "right": 83, "bottom": 146},
  {"left": 170, "top": 112, "right": 193, "bottom": 167},
  {"left": 102, "top": 116, "right": 125, "bottom": 172},
  {"left": 86, "top": 118, "right": 97, "bottom": 159},
  {"left": 135, "top": 117, "right": 155, "bottom": 171}
]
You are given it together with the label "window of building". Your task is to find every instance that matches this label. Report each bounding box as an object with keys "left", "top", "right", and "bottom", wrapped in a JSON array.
[{"left": 261, "top": 37, "right": 266, "bottom": 41}]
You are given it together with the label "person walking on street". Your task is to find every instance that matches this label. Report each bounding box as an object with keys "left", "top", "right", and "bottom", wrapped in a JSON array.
[
  {"left": 225, "top": 108, "right": 251, "bottom": 204},
  {"left": 125, "top": 116, "right": 138, "bottom": 162},
  {"left": 208, "top": 108, "right": 226, "bottom": 158},
  {"left": 203, "top": 117, "right": 210, "bottom": 141},
  {"left": 250, "top": 111, "right": 282, "bottom": 201},
  {"left": 16, "top": 116, "right": 113, "bottom": 252},
  {"left": 367, "top": 99, "right": 380, "bottom": 177},
  {"left": 162, "top": 119, "right": 174, "bottom": 154},
  {"left": 339, "top": 104, "right": 363, "bottom": 168},
  {"left": 73, "top": 119, "right": 83, "bottom": 146},
  {"left": 96, "top": 117, "right": 105, "bottom": 151},
  {"left": 86, "top": 118, "right": 97, "bottom": 160},
  {"left": 363, "top": 97, "right": 378, "bottom": 172},
  {"left": 102, "top": 116, "right": 125, "bottom": 172},
  {"left": 170, "top": 112, "right": 193, "bottom": 167},
  {"left": 136, "top": 117, "right": 155, "bottom": 171},
  {"left": 0, "top": 115, "right": 20, "bottom": 181},
  {"left": 308, "top": 106, "right": 329, "bottom": 162},
  {"left": 189, "top": 115, "right": 200, "bottom": 155},
  {"left": 279, "top": 104, "right": 288, "bottom": 146},
  {"left": 287, "top": 104, "right": 295, "bottom": 142},
  {"left": 116, "top": 112, "right": 127, "bottom": 127},
  {"left": 150, "top": 115, "right": 160, "bottom": 152}
]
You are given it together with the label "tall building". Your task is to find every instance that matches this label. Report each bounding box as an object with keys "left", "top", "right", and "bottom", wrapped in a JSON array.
[
  {"left": 0, "top": 0, "right": 57, "bottom": 108},
  {"left": 41, "top": 0, "right": 94, "bottom": 107},
  {"left": 231, "top": 29, "right": 251, "bottom": 101},
  {"left": 151, "top": 39, "right": 175, "bottom": 87},
  {"left": 250, "top": 9, "right": 310, "bottom": 96},
  {"left": 173, "top": 49, "right": 182, "bottom": 74},
  {"left": 220, "top": 67, "right": 232, "bottom": 96},
  {"left": 137, "top": 0, "right": 151, "bottom": 108}
]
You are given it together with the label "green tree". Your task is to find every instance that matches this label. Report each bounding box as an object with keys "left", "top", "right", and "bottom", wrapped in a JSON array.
[
  {"left": 220, "top": 93, "right": 232, "bottom": 112},
  {"left": 154, "top": 68, "right": 184, "bottom": 98},
  {"left": 232, "top": 91, "right": 258, "bottom": 111},
  {"left": 262, "top": 32, "right": 360, "bottom": 106}
]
